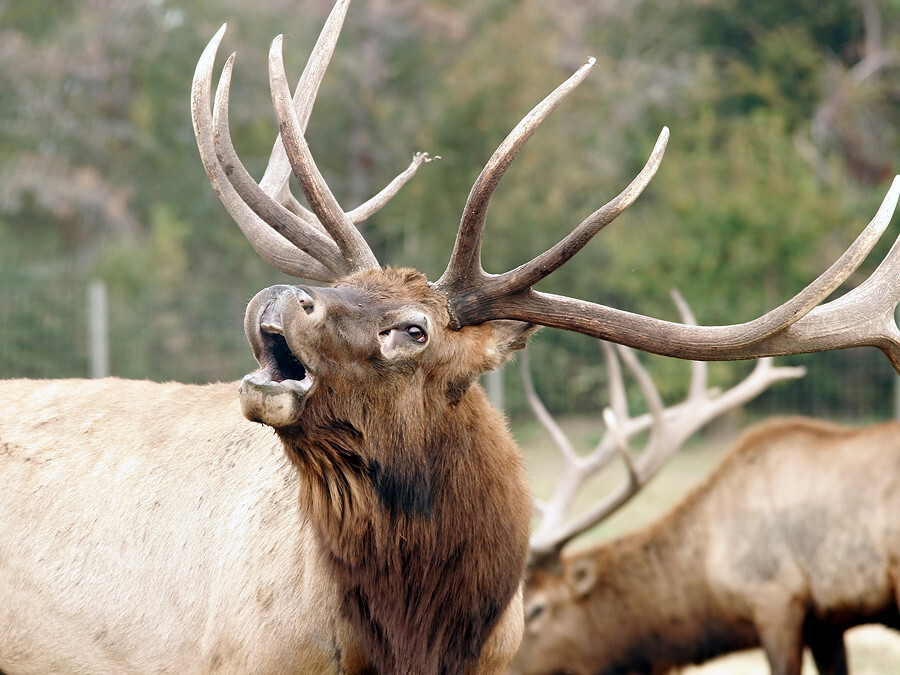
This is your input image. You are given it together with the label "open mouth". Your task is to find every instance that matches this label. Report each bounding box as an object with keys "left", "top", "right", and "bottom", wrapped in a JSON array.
[
  {"left": 242, "top": 296, "right": 316, "bottom": 398},
  {"left": 261, "top": 331, "right": 308, "bottom": 383},
  {"left": 246, "top": 327, "right": 316, "bottom": 396},
  {"left": 239, "top": 287, "right": 316, "bottom": 427}
]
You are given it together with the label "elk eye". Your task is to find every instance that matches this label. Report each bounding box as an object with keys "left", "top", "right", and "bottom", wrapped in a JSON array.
[{"left": 405, "top": 325, "right": 427, "bottom": 343}]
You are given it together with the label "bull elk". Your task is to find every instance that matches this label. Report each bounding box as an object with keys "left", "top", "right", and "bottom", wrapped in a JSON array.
[
  {"left": 508, "top": 340, "right": 898, "bottom": 675},
  {"left": 2, "top": 0, "right": 900, "bottom": 672}
]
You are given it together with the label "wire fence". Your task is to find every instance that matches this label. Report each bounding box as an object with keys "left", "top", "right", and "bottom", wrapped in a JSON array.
[{"left": 1, "top": 276, "right": 897, "bottom": 422}]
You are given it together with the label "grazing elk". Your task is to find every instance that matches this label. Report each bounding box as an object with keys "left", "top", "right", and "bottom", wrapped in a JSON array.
[
  {"left": 508, "top": 350, "right": 900, "bottom": 675},
  {"left": 3, "top": 0, "right": 900, "bottom": 672}
]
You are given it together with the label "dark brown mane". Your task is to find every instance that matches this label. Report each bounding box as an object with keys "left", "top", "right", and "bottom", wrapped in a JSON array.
[{"left": 286, "top": 380, "right": 529, "bottom": 673}]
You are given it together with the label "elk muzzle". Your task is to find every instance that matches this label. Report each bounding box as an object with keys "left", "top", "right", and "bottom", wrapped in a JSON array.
[{"left": 240, "top": 285, "right": 318, "bottom": 427}]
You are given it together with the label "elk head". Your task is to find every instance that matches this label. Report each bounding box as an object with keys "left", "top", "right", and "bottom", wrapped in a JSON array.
[
  {"left": 193, "top": 0, "right": 900, "bottom": 435},
  {"left": 238, "top": 271, "right": 531, "bottom": 430}
]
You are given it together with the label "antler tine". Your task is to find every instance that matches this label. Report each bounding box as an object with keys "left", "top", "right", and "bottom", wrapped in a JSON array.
[
  {"left": 257, "top": 0, "right": 434, "bottom": 227},
  {"left": 269, "top": 34, "right": 380, "bottom": 274},
  {"left": 521, "top": 350, "right": 581, "bottom": 468},
  {"left": 347, "top": 152, "right": 439, "bottom": 223},
  {"left": 434, "top": 58, "right": 597, "bottom": 292},
  {"left": 258, "top": 0, "right": 349, "bottom": 206},
  {"left": 491, "top": 127, "right": 669, "bottom": 295},
  {"left": 670, "top": 289, "right": 707, "bottom": 401},
  {"left": 521, "top": 348, "right": 586, "bottom": 529},
  {"left": 755, "top": 196, "right": 900, "bottom": 371},
  {"left": 602, "top": 408, "right": 639, "bottom": 489},
  {"left": 602, "top": 340, "right": 629, "bottom": 424},
  {"left": 211, "top": 52, "right": 351, "bottom": 278},
  {"left": 191, "top": 24, "right": 335, "bottom": 282}
]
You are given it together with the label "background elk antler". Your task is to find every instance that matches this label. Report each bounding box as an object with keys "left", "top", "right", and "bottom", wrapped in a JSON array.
[{"left": 525, "top": 291, "right": 806, "bottom": 569}]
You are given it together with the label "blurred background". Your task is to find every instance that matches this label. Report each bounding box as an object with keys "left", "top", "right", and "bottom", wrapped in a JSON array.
[{"left": 2, "top": 0, "right": 900, "bottom": 423}]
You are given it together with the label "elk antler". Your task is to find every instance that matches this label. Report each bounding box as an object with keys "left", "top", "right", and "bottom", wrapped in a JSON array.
[
  {"left": 431, "top": 62, "right": 900, "bottom": 370},
  {"left": 526, "top": 291, "right": 807, "bottom": 570},
  {"left": 192, "top": 0, "right": 900, "bottom": 371},
  {"left": 190, "top": 0, "right": 435, "bottom": 282}
]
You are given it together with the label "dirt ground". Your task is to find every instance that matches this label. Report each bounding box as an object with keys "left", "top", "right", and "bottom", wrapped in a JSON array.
[{"left": 513, "top": 414, "right": 900, "bottom": 674}]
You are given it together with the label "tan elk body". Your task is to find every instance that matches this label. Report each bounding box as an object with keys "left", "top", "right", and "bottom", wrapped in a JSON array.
[
  {"left": 3, "top": 0, "right": 900, "bottom": 672},
  {"left": 510, "top": 417, "right": 900, "bottom": 675}
]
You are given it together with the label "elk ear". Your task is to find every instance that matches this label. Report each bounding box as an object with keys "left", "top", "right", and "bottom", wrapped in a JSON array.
[
  {"left": 565, "top": 557, "right": 598, "bottom": 598},
  {"left": 482, "top": 321, "right": 539, "bottom": 372}
]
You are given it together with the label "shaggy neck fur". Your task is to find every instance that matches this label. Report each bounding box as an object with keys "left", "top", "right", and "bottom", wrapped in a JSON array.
[{"left": 279, "top": 381, "right": 531, "bottom": 675}]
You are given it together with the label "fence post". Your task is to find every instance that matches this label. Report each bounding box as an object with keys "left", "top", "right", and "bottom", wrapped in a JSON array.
[{"left": 88, "top": 279, "right": 109, "bottom": 378}]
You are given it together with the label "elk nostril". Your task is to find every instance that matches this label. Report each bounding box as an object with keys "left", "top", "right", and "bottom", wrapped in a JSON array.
[{"left": 292, "top": 287, "right": 315, "bottom": 315}]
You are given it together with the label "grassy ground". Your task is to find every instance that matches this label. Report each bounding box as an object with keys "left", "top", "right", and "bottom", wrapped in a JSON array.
[{"left": 511, "top": 414, "right": 900, "bottom": 674}]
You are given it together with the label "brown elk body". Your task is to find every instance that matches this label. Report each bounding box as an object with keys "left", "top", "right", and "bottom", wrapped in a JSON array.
[{"left": 509, "top": 417, "right": 900, "bottom": 675}]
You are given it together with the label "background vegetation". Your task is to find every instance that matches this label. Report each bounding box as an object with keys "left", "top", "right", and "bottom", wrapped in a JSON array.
[{"left": 3, "top": 0, "right": 900, "bottom": 421}]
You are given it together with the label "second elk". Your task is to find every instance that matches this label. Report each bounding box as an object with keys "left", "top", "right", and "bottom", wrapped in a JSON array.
[{"left": 508, "top": 322, "right": 900, "bottom": 675}]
